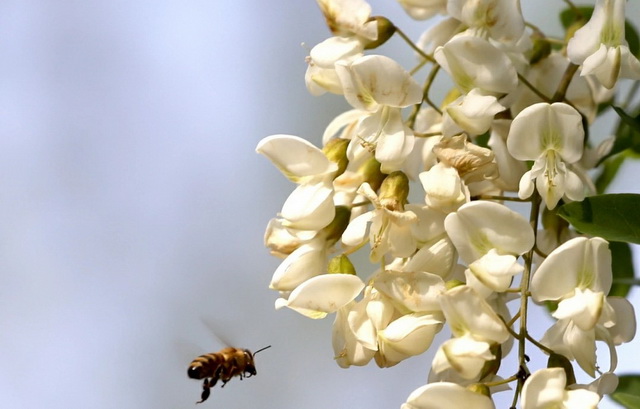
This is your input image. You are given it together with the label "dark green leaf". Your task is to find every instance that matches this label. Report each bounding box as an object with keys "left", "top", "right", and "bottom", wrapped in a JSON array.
[
  {"left": 557, "top": 194, "right": 640, "bottom": 244},
  {"left": 626, "top": 20, "right": 640, "bottom": 57},
  {"left": 611, "top": 375, "right": 640, "bottom": 409},
  {"left": 609, "top": 241, "right": 635, "bottom": 297},
  {"left": 560, "top": 6, "right": 592, "bottom": 29},
  {"left": 597, "top": 107, "right": 640, "bottom": 165},
  {"left": 613, "top": 106, "right": 640, "bottom": 133},
  {"left": 595, "top": 154, "right": 626, "bottom": 194}
]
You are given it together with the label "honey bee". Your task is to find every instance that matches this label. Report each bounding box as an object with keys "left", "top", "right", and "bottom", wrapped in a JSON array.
[{"left": 188, "top": 345, "right": 271, "bottom": 404}]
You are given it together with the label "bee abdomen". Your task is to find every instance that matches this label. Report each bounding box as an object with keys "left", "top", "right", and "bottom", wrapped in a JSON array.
[{"left": 187, "top": 353, "right": 223, "bottom": 379}]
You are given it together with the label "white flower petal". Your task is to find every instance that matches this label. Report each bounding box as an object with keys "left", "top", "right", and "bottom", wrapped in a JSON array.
[
  {"left": 284, "top": 274, "right": 365, "bottom": 319},
  {"left": 531, "top": 237, "right": 612, "bottom": 302},
  {"left": 444, "top": 200, "right": 534, "bottom": 263},
  {"left": 403, "top": 382, "right": 495, "bottom": 409},
  {"left": 281, "top": 181, "right": 335, "bottom": 231},
  {"left": 256, "top": 134, "right": 337, "bottom": 181}
]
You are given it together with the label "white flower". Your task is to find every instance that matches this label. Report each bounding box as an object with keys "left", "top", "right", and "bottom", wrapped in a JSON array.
[
  {"left": 257, "top": 134, "right": 338, "bottom": 230},
  {"left": 434, "top": 35, "right": 518, "bottom": 95},
  {"left": 487, "top": 119, "right": 528, "bottom": 192},
  {"left": 567, "top": 0, "right": 640, "bottom": 88},
  {"left": 507, "top": 102, "right": 585, "bottom": 209},
  {"left": 433, "top": 286, "right": 509, "bottom": 379},
  {"left": 441, "top": 89, "right": 506, "bottom": 137},
  {"left": 447, "top": 0, "right": 525, "bottom": 43},
  {"left": 531, "top": 237, "right": 612, "bottom": 310},
  {"left": 342, "top": 182, "right": 418, "bottom": 261},
  {"left": 403, "top": 382, "right": 495, "bottom": 409},
  {"left": 419, "top": 163, "right": 469, "bottom": 213},
  {"left": 335, "top": 55, "right": 422, "bottom": 172},
  {"left": 521, "top": 368, "right": 600, "bottom": 409},
  {"left": 372, "top": 270, "right": 445, "bottom": 313},
  {"left": 377, "top": 312, "right": 444, "bottom": 367},
  {"left": 465, "top": 249, "right": 524, "bottom": 296},
  {"left": 275, "top": 273, "right": 365, "bottom": 319},
  {"left": 269, "top": 235, "right": 328, "bottom": 291},
  {"left": 444, "top": 200, "right": 534, "bottom": 264},
  {"left": 316, "top": 0, "right": 378, "bottom": 41},
  {"left": 396, "top": 0, "right": 447, "bottom": 21},
  {"left": 305, "top": 36, "right": 364, "bottom": 96}
]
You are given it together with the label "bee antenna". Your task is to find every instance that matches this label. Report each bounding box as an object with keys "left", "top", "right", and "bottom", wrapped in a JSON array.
[{"left": 252, "top": 345, "right": 272, "bottom": 356}]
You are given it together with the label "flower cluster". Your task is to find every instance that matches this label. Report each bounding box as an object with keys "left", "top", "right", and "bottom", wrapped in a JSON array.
[{"left": 257, "top": 0, "right": 639, "bottom": 407}]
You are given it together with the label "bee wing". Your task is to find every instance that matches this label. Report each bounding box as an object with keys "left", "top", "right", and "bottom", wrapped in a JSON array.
[{"left": 200, "top": 317, "right": 236, "bottom": 348}]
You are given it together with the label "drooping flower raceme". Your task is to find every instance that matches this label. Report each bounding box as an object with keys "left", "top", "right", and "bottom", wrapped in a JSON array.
[
  {"left": 507, "top": 102, "right": 586, "bottom": 209},
  {"left": 259, "top": 1, "right": 639, "bottom": 408}
]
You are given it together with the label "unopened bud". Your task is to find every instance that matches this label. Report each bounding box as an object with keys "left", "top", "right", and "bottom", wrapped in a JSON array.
[
  {"left": 358, "top": 157, "right": 384, "bottom": 191},
  {"left": 328, "top": 254, "right": 356, "bottom": 275},
  {"left": 547, "top": 353, "right": 576, "bottom": 386},
  {"left": 323, "top": 138, "right": 350, "bottom": 177},
  {"left": 322, "top": 205, "right": 352, "bottom": 245},
  {"left": 379, "top": 171, "right": 410, "bottom": 210},
  {"left": 466, "top": 383, "right": 491, "bottom": 398},
  {"left": 479, "top": 343, "right": 502, "bottom": 380},
  {"left": 528, "top": 31, "right": 551, "bottom": 65},
  {"left": 363, "top": 16, "right": 395, "bottom": 50}
]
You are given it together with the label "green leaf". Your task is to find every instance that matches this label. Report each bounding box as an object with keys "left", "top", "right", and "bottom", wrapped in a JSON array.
[
  {"left": 626, "top": 20, "right": 640, "bottom": 57},
  {"left": 609, "top": 241, "right": 635, "bottom": 297},
  {"left": 611, "top": 375, "right": 640, "bottom": 409},
  {"left": 595, "top": 154, "right": 626, "bottom": 194},
  {"left": 560, "top": 6, "right": 592, "bottom": 29},
  {"left": 613, "top": 106, "right": 640, "bottom": 135},
  {"left": 597, "top": 107, "right": 640, "bottom": 166},
  {"left": 557, "top": 194, "right": 640, "bottom": 244}
]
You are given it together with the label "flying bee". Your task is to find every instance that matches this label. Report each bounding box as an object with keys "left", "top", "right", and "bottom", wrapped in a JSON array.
[{"left": 188, "top": 345, "right": 271, "bottom": 404}]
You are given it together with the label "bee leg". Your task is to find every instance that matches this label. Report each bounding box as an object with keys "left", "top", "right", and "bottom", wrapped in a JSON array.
[{"left": 196, "top": 379, "right": 211, "bottom": 404}]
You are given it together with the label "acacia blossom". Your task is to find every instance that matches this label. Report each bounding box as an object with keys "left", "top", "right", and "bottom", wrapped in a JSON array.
[{"left": 259, "top": 1, "right": 639, "bottom": 407}]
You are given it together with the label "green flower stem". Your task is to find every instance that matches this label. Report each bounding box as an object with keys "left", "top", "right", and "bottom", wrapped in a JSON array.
[
  {"left": 551, "top": 62, "right": 579, "bottom": 103},
  {"left": 393, "top": 25, "right": 435, "bottom": 63},
  {"left": 525, "top": 333, "right": 555, "bottom": 355},
  {"left": 407, "top": 64, "right": 442, "bottom": 128},
  {"left": 484, "top": 374, "right": 519, "bottom": 388},
  {"left": 517, "top": 73, "right": 552, "bottom": 103},
  {"left": 514, "top": 190, "right": 541, "bottom": 405}
]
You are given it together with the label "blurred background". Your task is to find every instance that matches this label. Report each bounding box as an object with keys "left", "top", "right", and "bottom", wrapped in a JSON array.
[{"left": 0, "top": 1, "right": 638, "bottom": 408}]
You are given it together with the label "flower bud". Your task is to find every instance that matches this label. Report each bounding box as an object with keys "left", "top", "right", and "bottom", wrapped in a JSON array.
[
  {"left": 379, "top": 171, "right": 410, "bottom": 210},
  {"left": 328, "top": 254, "right": 356, "bottom": 275},
  {"left": 358, "top": 157, "right": 385, "bottom": 191},
  {"left": 478, "top": 343, "right": 502, "bottom": 380},
  {"left": 528, "top": 31, "right": 551, "bottom": 65},
  {"left": 547, "top": 353, "right": 577, "bottom": 386},
  {"left": 363, "top": 16, "right": 395, "bottom": 49},
  {"left": 466, "top": 383, "right": 491, "bottom": 398},
  {"left": 322, "top": 205, "right": 352, "bottom": 245},
  {"left": 323, "top": 138, "right": 350, "bottom": 177}
]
